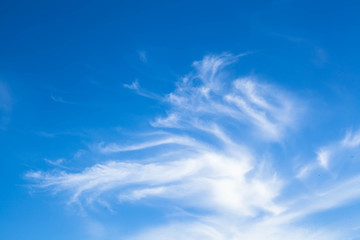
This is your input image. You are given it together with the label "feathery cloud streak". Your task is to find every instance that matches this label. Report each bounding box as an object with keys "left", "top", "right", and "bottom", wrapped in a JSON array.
[
  {"left": 27, "top": 54, "right": 360, "bottom": 239},
  {"left": 152, "top": 53, "right": 300, "bottom": 140}
]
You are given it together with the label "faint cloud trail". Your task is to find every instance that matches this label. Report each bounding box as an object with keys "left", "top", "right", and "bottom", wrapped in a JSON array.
[{"left": 0, "top": 81, "right": 12, "bottom": 130}]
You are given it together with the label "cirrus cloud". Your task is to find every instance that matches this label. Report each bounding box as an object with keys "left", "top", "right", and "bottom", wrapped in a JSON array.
[{"left": 27, "top": 53, "right": 360, "bottom": 239}]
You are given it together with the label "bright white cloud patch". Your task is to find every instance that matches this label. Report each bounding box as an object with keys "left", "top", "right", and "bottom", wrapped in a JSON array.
[
  {"left": 317, "top": 148, "right": 331, "bottom": 169},
  {"left": 153, "top": 53, "right": 300, "bottom": 141},
  {"left": 27, "top": 54, "right": 360, "bottom": 239}
]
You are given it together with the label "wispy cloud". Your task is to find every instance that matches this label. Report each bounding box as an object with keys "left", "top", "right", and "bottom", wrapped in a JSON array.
[
  {"left": 123, "top": 79, "right": 162, "bottom": 100},
  {"left": 44, "top": 158, "right": 66, "bottom": 167},
  {"left": 123, "top": 80, "right": 140, "bottom": 90},
  {"left": 297, "top": 128, "right": 360, "bottom": 179},
  {"left": 138, "top": 51, "right": 147, "bottom": 63},
  {"left": 98, "top": 135, "right": 204, "bottom": 153},
  {"left": 27, "top": 53, "right": 360, "bottom": 239},
  {"left": 128, "top": 217, "right": 340, "bottom": 240},
  {"left": 50, "top": 94, "right": 80, "bottom": 105},
  {"left": 153, "top": 53, "right": 301, "bottom": 141},
  {"left": 0, "top": 81, "right": 12, "bottom": 129},
  {"left": 28, "top": 146, "right": 283, "bottom": 217},
  {"left": 50, "top": 95, "right": 69, "bottom": 104}
]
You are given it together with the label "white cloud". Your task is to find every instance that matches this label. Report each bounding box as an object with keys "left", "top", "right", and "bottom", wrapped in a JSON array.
[
  {"left": 97, "top": 135, "right": 203, "bottom": 153},
  {"left": 297, "top": 128, "right": 360, "bottom": 179},
  {"left": 44, "top": 158, "right": 65, "bottom": 167},
  {"left": 151, "top": 113, "right": 180, "bottom": 128},
  {"left": 74, "top": 149, "right": 86, "bottom": 159},
  {"left": 342, "top": 129, "right": 360, "bottom": 148},
  {"left": 296, "top": 162, "right": 317, "bottom": 179},
  {"left": 27, "top": 148, "right": 283, "bottom": 217},
  {"left": 299, "top": 174, "right": 360, "bottom": 216},
  {"left": 316, "top": 148, "right": 331, "bottom": 169},
  {"left": 128, "top": 217, "right": 339, "bottom": 240},
  {"left": 123, "top": 79, "right": 162, "bottom": 100},
  {"left": 123, "top": 80, "right": 140, "bottom": 90},
  {"left": 27, "top": 54, "right": 360, "bottom": 239},
  {"left": 153, "top": 53, "right": 301, "bottom": 141},
  {"left": 50, "top": 94, "right": 80, "bottom": 105}
]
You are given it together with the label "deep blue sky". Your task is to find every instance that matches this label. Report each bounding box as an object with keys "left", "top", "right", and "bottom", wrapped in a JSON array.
[{"left": 2, "top": 1, "right": 360, "bottom": 239}]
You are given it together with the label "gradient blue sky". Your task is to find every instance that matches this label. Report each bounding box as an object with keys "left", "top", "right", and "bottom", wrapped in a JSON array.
[{"left": 2, "top": 0, "right": 360, "bottom": 239}]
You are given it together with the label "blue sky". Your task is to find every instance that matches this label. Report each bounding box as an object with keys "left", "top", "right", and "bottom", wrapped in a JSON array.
[{"left": 2, "top": 0, "right": 360, "bottom": 239}]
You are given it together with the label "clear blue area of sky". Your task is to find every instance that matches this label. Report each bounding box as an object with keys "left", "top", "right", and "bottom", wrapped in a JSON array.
[{"left": 2, "top": 0, "right": 360, "bottom": 239}]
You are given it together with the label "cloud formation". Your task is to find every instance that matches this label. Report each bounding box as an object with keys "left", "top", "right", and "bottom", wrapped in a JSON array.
[
  {"left": 123, "top": 79, "right": 162, "bottom": 100},
  {"left": 297, "top": 129, "right": 360, "bottom": 180},
  {"left": 153, "top": 53, "right": 300, "bottom": 141},
  {"left": 27, "top": 53, "right": 360, "bottom": 239}
]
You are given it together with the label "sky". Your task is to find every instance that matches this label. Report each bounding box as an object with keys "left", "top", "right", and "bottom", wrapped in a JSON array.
[{"left": 2, "top": 0, "right": 360, "bottom": 239}]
